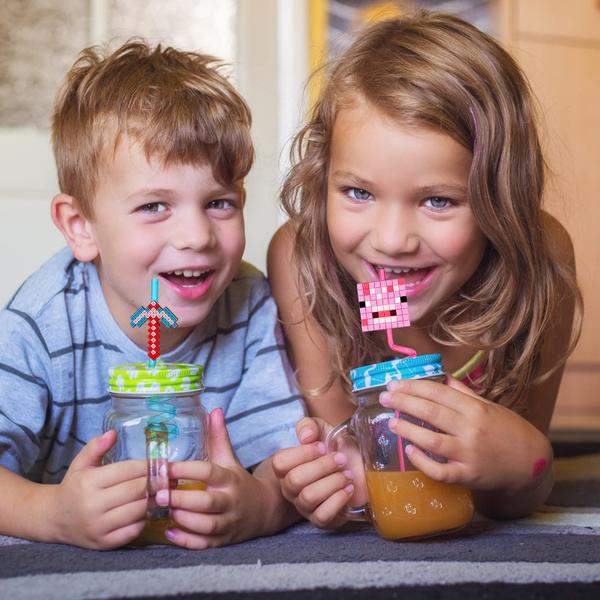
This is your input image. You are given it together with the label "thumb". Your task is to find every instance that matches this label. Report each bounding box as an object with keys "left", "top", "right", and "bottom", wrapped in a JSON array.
[
  {"left": 70, "top": 430, "right": 117, "bottom": 472},
  {"left": 207, "top": 408, "right": 239, "bottom": 468},
  {"left": 295, "top": 417, "right": 332, "bottom": 445}
]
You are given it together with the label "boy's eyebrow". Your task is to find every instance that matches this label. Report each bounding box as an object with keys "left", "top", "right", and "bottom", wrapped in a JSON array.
[
  {"left": 126, "top": 188, "right": 178, "bottom": 202},
  {"left": 126, "top": 184, "right": 242, "bottom": 202}
]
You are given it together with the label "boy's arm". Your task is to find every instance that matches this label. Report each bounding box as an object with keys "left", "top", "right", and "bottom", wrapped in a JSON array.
[
  {"left": 0, "top": 465, "right": 60, "bottom": 542},
  {"left": 0, "top": 433, "right": 147, "bottom": 548}
]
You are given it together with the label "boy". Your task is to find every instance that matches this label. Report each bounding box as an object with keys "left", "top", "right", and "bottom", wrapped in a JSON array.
[{"left": 0, "top": 42, "right": 304, "bottom": 549}]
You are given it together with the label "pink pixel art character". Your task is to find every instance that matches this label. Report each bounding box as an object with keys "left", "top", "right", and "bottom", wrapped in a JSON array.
[
  {"left": 358, "top": 278, "right": 410, "bottom": 332},
  {"left": 357, "top": 269, "right": 416, "bottom": 358}
]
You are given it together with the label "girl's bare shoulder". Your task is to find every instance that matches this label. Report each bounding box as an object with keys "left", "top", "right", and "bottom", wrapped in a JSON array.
[{"left": 541, "top": 211, "right": 575, "bottom": 268}]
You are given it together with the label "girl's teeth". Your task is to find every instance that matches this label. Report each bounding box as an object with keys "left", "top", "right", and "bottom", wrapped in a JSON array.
[{"left": 378, "top": 266, "right": 417, "bottom": 274}]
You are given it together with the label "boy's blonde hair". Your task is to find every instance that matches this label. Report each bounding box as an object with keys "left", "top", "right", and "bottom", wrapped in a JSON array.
[
  {"left": 281, "top": 11, "right": 582, "bottom": 409},
  {"left": 52, "top": 40, "right": 253, "bottom": 218}
]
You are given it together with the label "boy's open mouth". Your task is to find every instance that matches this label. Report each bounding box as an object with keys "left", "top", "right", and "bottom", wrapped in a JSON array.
[{"left": 161, "top": 269, "right": 214, "bottom": 288}]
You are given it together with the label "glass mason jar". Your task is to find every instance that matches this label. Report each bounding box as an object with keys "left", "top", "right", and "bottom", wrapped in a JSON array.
[
  {"left": 327, "top": 353, "right": 474, "bottom": 540},
  {"left": 104, "top": 362, "right": 207, "bottom": 544}
]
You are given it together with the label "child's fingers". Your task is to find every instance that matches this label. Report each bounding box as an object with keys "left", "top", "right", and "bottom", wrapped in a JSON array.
[
  {"left": 104, "top": 497, "right": 149, "bottom": 534},
  {"left": 103, "top": 475, "right": 148, "bottom": 511},
  {"left": 95, "top": 460, "right": 148, "bottom": 489},
  {"left": 272, "top": 443, "right": 326, "bottom": 479},
  {"left": 384, "top": 379, "right": 469, "bottom": 414},
  {"left": 164, "top": 527, "right": 210, "bottom": 550},
  {"left": 295, "top": 417, "right": 329, "bottom": 444},
  {"left": 168, "top": 460, "right": 229, "bottom": 487},
  {"left": 390, "top": 417, "right": 458, "bottom": 461},
  {"left": 169, "top": 508, "right": 228, "bottom": 539},
  {"left": 284, "top": 452, "right": 349, "bottom": 497},
  {"left": 164, "top": 489, "right": 229, "bottom": 514},
  {"left": 403, "top": 444, "right": 463, "bottom": 484},
  {"left": 385, "top": 395, "right": 462, "bottom": 437},
  {"left": 69, "top": 430, "right": 117, "bottom": 472},
  {"left": 295, "top": 470, "right": 353, "bottom": 514},
  {"left": 310, "top": 487, "right": 354, "bottom": 529},
  {"left": 102, "top": 519, "right": 147, "bottom": 549}
]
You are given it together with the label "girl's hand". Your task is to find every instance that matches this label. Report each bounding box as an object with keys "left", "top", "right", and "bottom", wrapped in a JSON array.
[
  {"left": 52, "top": 430, "right": 148, "bottom": 549},
  {"left": 271, "top": 417, "right": 359, "bottom": 529},
  {"left": 380, "top": 377, "right": 552, "bottom": 493},
  {"left": 161, "top": 409, "right": 292, "bottom": 549}
]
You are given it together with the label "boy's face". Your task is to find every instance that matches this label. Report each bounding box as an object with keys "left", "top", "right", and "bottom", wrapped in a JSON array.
[{"left": 86, "top": 137, "right": 245, "bottom": 350}]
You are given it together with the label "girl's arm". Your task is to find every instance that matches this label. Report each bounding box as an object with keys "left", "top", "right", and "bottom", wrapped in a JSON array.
[
  {"left": 267, "top": 223, "right": 355, "bottom": 425},
  {"left": 381, "top": 214, "right": 578, "bottom": 520},
  {"left": 473, "top": 214, "right": 577, "bottom": 518}
]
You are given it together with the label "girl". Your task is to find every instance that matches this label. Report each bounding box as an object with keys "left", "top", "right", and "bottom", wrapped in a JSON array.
[{"left": 268, "top": 10, "right": 582, "bottom": 526}]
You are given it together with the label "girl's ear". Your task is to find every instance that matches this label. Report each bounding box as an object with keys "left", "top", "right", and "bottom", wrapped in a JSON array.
[{"left": 51, "top": 193, "right": 99, "bottom": 262}]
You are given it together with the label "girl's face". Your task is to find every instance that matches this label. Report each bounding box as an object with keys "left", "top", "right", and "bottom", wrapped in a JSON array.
[{"left": 326, "top": 103, "right": 487, "bottom": 324}]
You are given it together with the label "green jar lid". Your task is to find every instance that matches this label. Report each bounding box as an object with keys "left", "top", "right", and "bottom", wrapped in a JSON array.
[{"left": 108, "top": 362, "right": 204, "bottom": 395}]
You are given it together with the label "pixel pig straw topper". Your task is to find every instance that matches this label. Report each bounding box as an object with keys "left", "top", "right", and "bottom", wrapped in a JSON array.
[
  {"left": 130, "top": 278, "right": 178, "bottom": 366},
  {"left": 357, "top": 268, "right": 416, "bottom": 358}
]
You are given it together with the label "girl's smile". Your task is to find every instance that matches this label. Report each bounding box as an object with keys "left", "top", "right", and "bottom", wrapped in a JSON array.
[
  {"left": 327, "top": 102, "right": 487, "bottom": 323},
  {"left": 367, "top": 263, "right": 437, "bottom": 297}
]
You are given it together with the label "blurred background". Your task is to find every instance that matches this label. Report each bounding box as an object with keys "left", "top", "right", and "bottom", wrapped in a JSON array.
[{"left": 0, "top": 0, "right": 598, "bottom": 433}]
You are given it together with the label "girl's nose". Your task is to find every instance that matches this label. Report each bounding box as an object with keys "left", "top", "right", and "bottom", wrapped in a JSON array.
[
  {"left": 171, "top": 210, "right": 217, "bottom": 252},
  {"left": 371, "top": 205, "right": 419, "bottom": 257}
]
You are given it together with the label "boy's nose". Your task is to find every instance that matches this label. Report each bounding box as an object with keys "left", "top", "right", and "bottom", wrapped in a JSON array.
[
  {"left": 171, "top": 211, "right": 217, "bottom": 252},
  {"left": 371, "top": 206, "right": 419, "bottom": 257}
]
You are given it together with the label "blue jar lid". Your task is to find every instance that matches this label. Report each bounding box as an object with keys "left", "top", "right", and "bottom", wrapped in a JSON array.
[{"left": 350, "top": 353, "right": 445, "bottom": 392}]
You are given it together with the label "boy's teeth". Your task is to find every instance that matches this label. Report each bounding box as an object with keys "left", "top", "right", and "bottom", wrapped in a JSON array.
[{"left": 168, "top": 270, "right": 207, "bottom": 278}]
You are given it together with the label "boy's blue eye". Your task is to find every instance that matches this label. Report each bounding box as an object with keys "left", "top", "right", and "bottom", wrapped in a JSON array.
[
  {"left": 139, "top": 202, "right": 167, "bottom": 214},
  {"left": 347, "top": 187, "right": 372, "bottom": 201},
  {"left": 425, "top": 196, "right": 451, "bottom": 210}
]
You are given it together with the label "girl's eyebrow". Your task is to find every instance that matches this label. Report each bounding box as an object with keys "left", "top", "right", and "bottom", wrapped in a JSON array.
[
  {"left": 330, "top": 170, "right": 374, "bottom": 189},
  {"left": 420, "top": 184, "right": 468, "bottom": 196}
]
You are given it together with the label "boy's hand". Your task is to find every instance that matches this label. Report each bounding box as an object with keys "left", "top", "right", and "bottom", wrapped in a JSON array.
[
  {"left": 271, "top": 417, "right": 364, "bottom": 529},
  {"left": 380, "top": 377, "right": 552, "bottom": 493},
  {"left": 51, "top": 430, "right": 147, "bottom": 549},
  {"left": 161, "top": 408, "right": 290, "bottom": 549}
]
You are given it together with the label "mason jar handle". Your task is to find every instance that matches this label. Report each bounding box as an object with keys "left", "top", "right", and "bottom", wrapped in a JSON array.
[{"left": 326, "top": 419, "right": 368, "bottom": 521}]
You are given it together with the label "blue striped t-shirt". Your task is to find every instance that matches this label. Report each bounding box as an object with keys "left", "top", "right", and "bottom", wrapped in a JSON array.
[{"left": 0, "top": 247, "right": 305, "bottom": 483}]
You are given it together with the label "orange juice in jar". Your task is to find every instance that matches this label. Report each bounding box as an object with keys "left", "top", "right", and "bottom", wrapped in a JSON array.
[{"left": 327, "top": 354, "right": 474, "bottom": 540}]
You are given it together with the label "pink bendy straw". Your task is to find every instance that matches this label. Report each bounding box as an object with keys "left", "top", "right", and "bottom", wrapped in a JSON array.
[{"left": 357, "top": 266, "right": 417, "bottom": 471}]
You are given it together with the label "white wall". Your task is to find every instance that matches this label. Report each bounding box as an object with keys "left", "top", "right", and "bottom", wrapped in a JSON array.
[
  {"left": 237, "top": 0, "right": 308, "bottom": 273},
  {"left": 0, "top": 0, "right": 309, "bottom": 305}
]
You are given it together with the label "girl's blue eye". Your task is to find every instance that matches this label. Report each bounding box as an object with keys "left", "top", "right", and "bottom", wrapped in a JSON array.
[
  {"left": 139, "top": 202, "right": 167, "bottom": 214},
  {"left": 207, "top": 199, "right": 234, "bottom": 210},
  {"left": 425, "top": 196, "right": 452, "bottom": 210},
  {"left": 347, "top": 187, "right": 372, "bottom": 201}
]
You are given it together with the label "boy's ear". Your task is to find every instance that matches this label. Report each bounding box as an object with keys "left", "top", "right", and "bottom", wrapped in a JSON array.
[{"left": 51, "top": 193, "right": 99, "bottom": 262}]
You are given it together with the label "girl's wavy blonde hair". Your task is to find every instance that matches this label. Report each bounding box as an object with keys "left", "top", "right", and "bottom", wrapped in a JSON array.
[{"left": 281, "top": 11, "right": 582, "bottom": 410}]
